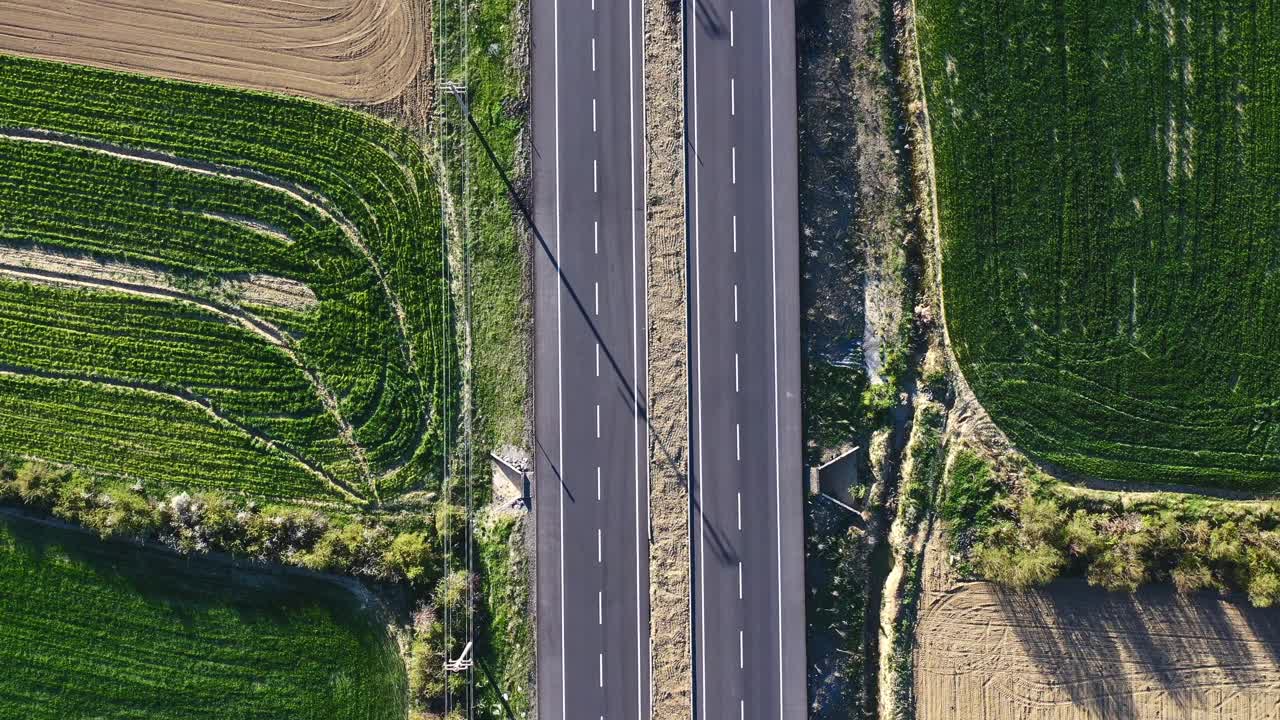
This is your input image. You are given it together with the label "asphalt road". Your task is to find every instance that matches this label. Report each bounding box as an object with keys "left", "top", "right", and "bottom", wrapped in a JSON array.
[
  {"left": 685, "top": 0, "right": 807, "bottom": 716},
  {"left": 531, "top": 0, "right": 650, "bottom": 715}
]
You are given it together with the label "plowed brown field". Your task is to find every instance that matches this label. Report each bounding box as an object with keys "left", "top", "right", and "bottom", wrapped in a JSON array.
[
  {"left": 0, "top": 0, "right": 423, "bottom": 104},
  {"left": 916, "top": 557, "right": 1280, "bottom": 720}
]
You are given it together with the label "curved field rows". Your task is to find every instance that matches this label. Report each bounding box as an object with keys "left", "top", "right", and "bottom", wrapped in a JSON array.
[
  {"left": 0, "top": 55, "right": 449, "bottom": 504},
  {"left": 916, "top": 562, "right": 1280, "bottom": 719},
  {"left": 917, "top": 0, "right": 1280, "bottom": 491},
  {"left": 0, "top": 0, "right": 423, "bottom": 104}
]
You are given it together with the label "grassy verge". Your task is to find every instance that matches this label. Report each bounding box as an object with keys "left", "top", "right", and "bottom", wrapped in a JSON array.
[
  {"left": 434, "top": 0, "right": 532, "bottom": 713},
  {"left": 474, "top": 510, "right": 533, "bottom": 718},
  {"left": 437, "top": 0, "right": 529, "bottom": 456}
]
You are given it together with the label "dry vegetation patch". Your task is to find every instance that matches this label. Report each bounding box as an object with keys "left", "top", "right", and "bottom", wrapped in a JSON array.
[{"left": 0, "top": 0, "right": 426, "bottom": 106}]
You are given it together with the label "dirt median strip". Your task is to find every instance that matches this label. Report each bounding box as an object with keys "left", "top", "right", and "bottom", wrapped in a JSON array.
[
  {"left": 0, "top": 0, "right": 425, "bottom": 106},
  {"left": 644, "top": 0, "right": 693, "bottom": 716}
]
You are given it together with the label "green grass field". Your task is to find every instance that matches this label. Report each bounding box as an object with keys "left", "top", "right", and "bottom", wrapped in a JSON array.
[
  {"left": 0, "top": 512, "right": 405, "bottom": 719},
  {"left": 0, "top": 55, "right": 450, "bottom": 505},
  {"left": 918, "top": 0, "right": 1280, "bottom": 490}
]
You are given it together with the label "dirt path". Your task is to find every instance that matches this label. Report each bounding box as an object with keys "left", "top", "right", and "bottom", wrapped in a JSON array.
[
  {"left": 0, "top": 0, "right": 425, "bottom": 106},
  {"left": 0, "top": 244, "right": 317, "bottom": 312}
]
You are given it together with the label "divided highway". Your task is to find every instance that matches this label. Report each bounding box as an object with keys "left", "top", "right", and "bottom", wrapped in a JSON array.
[
  {"left": 531, "top": 0, "right": 650, "bottom": 717},
  {"left": 686, "top": 0, "right": 807, "bottom": 717}
]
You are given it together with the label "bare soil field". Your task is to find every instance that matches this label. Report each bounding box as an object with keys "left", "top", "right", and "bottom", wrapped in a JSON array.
[
  {"left": 916, "top": 545, "right": 1280, "bottom": 720},
  {"left": 0, "top": 0, "right": 424, "bottom": 105}
]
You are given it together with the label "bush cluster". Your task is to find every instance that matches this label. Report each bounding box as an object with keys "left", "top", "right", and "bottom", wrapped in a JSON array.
[
  {"left": 947, "top": 456, "right": 1280, "bottom": 607},
  {"left": 0, "top": 459, "right": 441, "bottom": 586}
]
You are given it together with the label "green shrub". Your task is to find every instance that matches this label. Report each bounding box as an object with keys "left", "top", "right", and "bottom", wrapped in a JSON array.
[
  {"left": 1087, "top": 529, "right": 1151, "bottom": 593},
  {"left": 384, "top": 531, "right": 437, "bottom": 585},
  {"left": 408, "top": 606, "right": 446, "bottom": 705},
  {"left": 859, "top": 383, "right": 898, "bottom": 426},
  {"left": 12, "top": 462, "right": 63, "bottom": 508},
  {"left": 82, "top": 485, "right": 158, "bottom": 540},
  {"left": 1247, "top": 570, "right": 1280, "bottom": 608},
  {"left": 940, "top": 451, "right": 1001, "bottom": 553},
  {"left": 1063, "top": 511, "right": 1105, "bottom": 558},
  {"left": 1171, "top": 555, "right": 1219, "bottom": 594},
  {"left": 300, "top": 524, "right": 392, "bottom": 578},
  {"left": 974, "top": 540, "right": 1066, "bottom": 589},
  {"left": 52, "top": 472, "right": 97, "bottom": 522}
]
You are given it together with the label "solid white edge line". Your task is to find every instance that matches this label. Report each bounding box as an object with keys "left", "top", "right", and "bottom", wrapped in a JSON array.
[
  {"left": 644, "top": 0, "right": 654, "bottom": 704},
  {"left": 552, "top": 0, "right": 566, "bottom": 711},
  {"left": 627, "top": 0, "right": 647, "bottom": 713},
  {"left": 768, "top": 0, "right": 787, "bottom": 711},
  {"left": 689, "top": 0, "right": 708, "bottom": 718}
]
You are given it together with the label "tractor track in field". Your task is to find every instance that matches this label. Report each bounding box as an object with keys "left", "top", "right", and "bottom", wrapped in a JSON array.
[{"left": 0, "top": 365, "right": 367, "bottom": 504}]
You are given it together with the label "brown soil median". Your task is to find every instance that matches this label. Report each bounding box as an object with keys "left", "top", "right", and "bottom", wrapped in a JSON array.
[{"left": 644, "top": 0, "right": 692, "bottom": 715}]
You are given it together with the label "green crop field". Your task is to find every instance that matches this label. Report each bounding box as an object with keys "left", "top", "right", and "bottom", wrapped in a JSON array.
[
  {"left": 918, "top": 0, "right": 1280, "bottom": 490},
  {"left": 0, "top": 512, "right": 405, "bottom": 719},
  {"left": 0, "top": 55, "right": 450, "bottom": 505}
]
